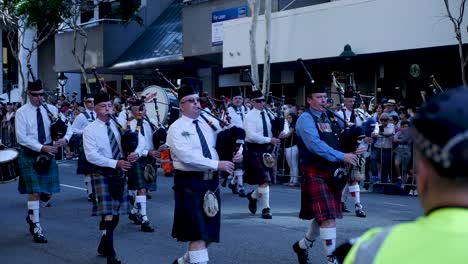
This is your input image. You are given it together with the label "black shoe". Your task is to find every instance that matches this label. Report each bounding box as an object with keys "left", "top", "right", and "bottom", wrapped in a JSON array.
[
  {"left": 146, "top": 194, "right": 152, "bottom": 200},
  {"left": 247, "top": 191, "right": 257, "bottom": 214},
  {"left": 172, "top": 260, "right": 178, "bottom": 264},
  {"left": 292, "top": 241, "right": 309, "bottom": 264},
  {"left": 341, "top": 202, "right": 350, "bottom": 213},
  {"left": 355, "top": 204, "right": 367, "bottom": 218},
  {"left": 238, "top": 189, "right": 247, "bottom": 198},
  {"left": 228, "top": 182, "right": 239, "bottom": 194},
  {"left": 107, "top": 256, "right": 121, "bottom": 264},
  {"left": 261, "top": 208, "right": 272, "bottom": 219},
  {"left": 327, "top": 255, "right": 338, "bottom": 264},
  {"left": 97, "top": 235, "right": 108, "bottom": 256},
  {"left": 128, "top": 213, "right": 142, "bottom": 225},
  {"left": 26, "top": 214, "right": 34, "bottom": 235},
  {"left": 141, "top": 221, "right": 155, "bottom": 232},
  {"left": 88, "top": 193, "right": 96, "bottom": 202},
  {"left": 33, "top": 231, "right": 48, "bottom": 244}
]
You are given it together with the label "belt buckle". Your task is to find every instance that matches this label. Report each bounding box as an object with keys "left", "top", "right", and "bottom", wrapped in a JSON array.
[{"left": 203, "top": 172, "right": 213, "bottom": 180}]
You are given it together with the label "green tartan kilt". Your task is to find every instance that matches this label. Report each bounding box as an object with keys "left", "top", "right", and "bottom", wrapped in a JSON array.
[
  {"left": 127, "top": 157, "right": 157, "bottom": 191},
  {"left": 17, "top": 147, "right": 60, "bottom": 195},
  {"left": 91, "top": 174, "right": 130, "bottom": 216}
]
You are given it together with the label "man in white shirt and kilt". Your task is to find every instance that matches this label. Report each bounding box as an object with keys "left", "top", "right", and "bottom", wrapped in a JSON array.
[
  {"left": 126, "top": 99, "right": 158, "bottom": 232},
  {"left": 243, "top": 90, "right": 281, "bottom": 219},
  {"left": 71, "top": 94, "right": 96, "bottom": 202},
  {"left": 15, "top": 80, "right": 72, "bottom": 243},
  {"left": 83, "top": 92, "right": 144, "bottom": 264},
  {"left": 167, "top": 85, "right": 240, "bottom": 264},
  {"left": 293, "top": 83, "right": 365, "bottom": 264}
]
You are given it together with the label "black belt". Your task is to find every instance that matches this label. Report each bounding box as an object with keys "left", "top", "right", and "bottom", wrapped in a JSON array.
[{"left": 175, "top": 170, "right": 218, "bottom": 181}]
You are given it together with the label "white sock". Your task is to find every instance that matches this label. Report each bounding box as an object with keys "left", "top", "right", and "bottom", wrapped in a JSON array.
[
  {"left": 28, "top": 201, "right": 40, "bottom": 223},
  {"left": 230, "top": 176, "right": 237, "bottom": 185},
  {"left": 257, "top": 186, "right": 270, "bottom": 209},
  {"left": 84, "top": 176, "right": 93, "bottom": 194},
  {"left": 234, "top": 169, "right": 244, "bottom": 186},
  {"left": 349, "top": 184, "right": 361, "bottom": 204},
  {"left": 251, "top": 189, "right": 258, "bottom": 199},
  {"left": 341, "top": 183, "right": 349, "bottom": 203},
  {"left": 320, "top": 228, "right": 337, "bottom": 256},
  {"left": 299, "top": 219, "right": 320, "bottom": 249},
  {"left": 188, "top": 249, "right": 209, "bottom": 264},
  {"left": 136, "top": 195, "right": 148, "bottom": 221}
]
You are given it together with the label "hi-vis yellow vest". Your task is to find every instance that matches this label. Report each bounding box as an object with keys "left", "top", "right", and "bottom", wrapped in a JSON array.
[{"left": 344, "top": 208, "right": 468, "bottom": 264}]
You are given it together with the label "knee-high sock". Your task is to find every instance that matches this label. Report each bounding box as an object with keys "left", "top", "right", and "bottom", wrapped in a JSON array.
[
  {"left": 188, "top": 249, "right": 209, "bottom": 264},
  {"left": 84, "top": 175, "right": 93, "bottom": 194},
  {"left": 299, "top": 219, "right": 320, "bottom": 250},
  {"left": 234, "top": 169, "right": 244, "bottom": 187},
  {"left": 257, "top": 186, "right": 270, "bottom": 209},
  {"left": 320, "top": 228, "right": 337, "bottom": 256},
  {"left": 28, "top": 200, "right": 41, "bottom": 232},
  {"left": 341, "top": 183, "right": 349, "bottom": 203},
  {"left": 348, "top": 184, "right": 361, "bottom": 205},
  {"left": 251, "top": 189, "right": 258, "bottom": 199},
  {"left": 176, "top": 252, "right": 190, "bottom": 264},
  {"left": 135, "top": 195, "right": 148, "bottom": 221}
]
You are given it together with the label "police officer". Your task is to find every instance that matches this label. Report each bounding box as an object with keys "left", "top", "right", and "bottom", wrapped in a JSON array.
[{"left": 340, "top": 86, "right": 468, "bottom": 264}]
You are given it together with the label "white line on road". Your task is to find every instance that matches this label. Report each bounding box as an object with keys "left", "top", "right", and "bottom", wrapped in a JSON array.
[
  {"left": 60, "top": 184, "right": 86, "bottom": 191},
  {"left": 383, "top": 202, "right": 408, "bottom": 207}
]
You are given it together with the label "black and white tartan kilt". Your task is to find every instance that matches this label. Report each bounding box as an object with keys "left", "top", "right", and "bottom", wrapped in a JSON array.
[
  {"left": 77, "top": 136, "right": 93, "bottom": 175},
  {"left": 17, "top": 147, "right": 60, "bottom": 195},
  {"left": 172, "top": 173, "right": 220, "bottom": 243},
  {"left": 127, "top": 157, "right": 157, "bottom": 191},
  {"left": 243, "top": 143, "right": 274, "bottom": 185},
  {"left": 299, "top": 166, "right": 342, "bottom": 222},
  {"left": 91, "top": 174, "right": 130, "bottom": 216}
]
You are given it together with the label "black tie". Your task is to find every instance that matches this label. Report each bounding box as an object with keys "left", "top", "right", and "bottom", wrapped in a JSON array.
[
  {"left": 261, "top": 111, "right": 268, "bottom": 137},
  {"left": 106, "top": 122, "right": 121, "bottom": 160},
  {"left": 193, "top": 120, "right": 212, "bottom": 159},
  {"left": 238, "top": 106, "right": 244, "bottom": 121},
  {"left": 37, "top": 108, "right": 46, "bottom": 144},
  {"left": 90, "top": 112, "right": 95, "bottom": 121},
  {"left": 141, "top": 122, "right": 146, "bottom": 136}
]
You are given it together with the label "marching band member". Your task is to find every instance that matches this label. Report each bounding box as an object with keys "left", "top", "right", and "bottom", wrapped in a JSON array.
[
  {"left": 16, "top": 80, "right": 72, "bottom": 243},
  {"left": 293, "top": 83, "right": 365, "bottom": 264},
  {"left": 71, "top": 94, "right": 96, "bottom": 201},
  {"left": 83, "top": 92, "right": 144, "bottom": 264},
  {"left": 126, "top": 99, "right": 157, "bottom": 232},
  {"left": 167, "top": 85, "right": 239, "bottom": 264},
  {"left": 226, "top": 89, "right": 249, "bottom": 197},
  {"left": 335, "top": 90, "right": 369, "bottom": 217},
  {"left": 243, "top": 90, "right": 281, "bottom": 219}
]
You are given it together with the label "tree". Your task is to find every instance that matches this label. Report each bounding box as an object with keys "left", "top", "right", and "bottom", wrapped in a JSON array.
[
  {"left": 444, "top": 0, "right": 468, "bottom": 86},
  {"left": 62, "top": 0, "right": 142, "bottom": 94},
  {"left": 0, "top": 0, "right": 72, "bottom": 102}
]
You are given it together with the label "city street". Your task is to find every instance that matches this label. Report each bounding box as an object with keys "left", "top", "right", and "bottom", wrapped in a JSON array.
[{"left": 0, "top": 160, "right": 422, "bottom": 264}]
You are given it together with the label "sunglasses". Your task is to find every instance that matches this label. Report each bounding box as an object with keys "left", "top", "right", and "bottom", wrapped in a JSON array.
[
  {"left": 182, "top": 97, "right": 201, "bottom": 104},
  {"left": 85, "top": 100, "right": 94, "bottom": 103},
  {"left": 380, "top": 118, "right": 389, "bottom": 122},
  {"left": 30, "top": 92, "right": 44, "bottom": 97},
  {"left": 254, "top": 99, "right": 266, "bottom": 103}
]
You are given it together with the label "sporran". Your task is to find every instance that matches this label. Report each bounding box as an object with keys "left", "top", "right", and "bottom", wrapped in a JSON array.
[{"left": 203, "top": 189, "right": 219, "bottom": 218}]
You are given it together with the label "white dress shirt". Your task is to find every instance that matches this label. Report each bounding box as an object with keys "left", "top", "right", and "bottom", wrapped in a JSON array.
[
  {"left": 72, "top": 110, "right": 96, "bottom": 134},
  {"left": 16, "top": 103, "right": 73, "bottom": 152},
  {"left": 227, "top": 105, "right": 248, "bottom": 129},
  {"left": 244, "top": 108, "right": 273, "bottom": 144},
  {"left": 167, "top": 115, "right": 220, "bottom": 172},
  {"left": 129, "top": 117, "right": 158, "bottom": 157},
  {"left": 335, "top": 108, "right": 367, "bottom": 127},
  {"left": 83, "top": 118, "right": 145, "bottom": 169}
]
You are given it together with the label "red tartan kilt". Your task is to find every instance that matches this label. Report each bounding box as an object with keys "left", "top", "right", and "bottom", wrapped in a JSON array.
[{"left": 299, "top": 166, "right": 342, "bottom": 222}]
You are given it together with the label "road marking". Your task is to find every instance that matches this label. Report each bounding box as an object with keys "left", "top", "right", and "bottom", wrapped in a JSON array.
[
  {"left": 60, "top": 184, "right": 86, "bottom": 191},
  {"left": 383, "top": 202, "right": 407, "bottom": 207}
]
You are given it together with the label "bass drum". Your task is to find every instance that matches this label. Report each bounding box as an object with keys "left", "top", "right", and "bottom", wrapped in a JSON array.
[
  {"left": 141, "top": 85, "right": 180, "bottom": 128},
  {"left": 0, "top": 149, "right": 20, "bottom": 184}
]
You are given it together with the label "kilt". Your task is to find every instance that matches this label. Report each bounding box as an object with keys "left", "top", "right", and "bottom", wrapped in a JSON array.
[
  {"left": 244, "top": 143, "right": 274, "bottom": 185},
  {"left": 91, "top": 174, "right": 130, "bottom": 216},
  {"left": 299, "top": 166, "right": 342, "bottom": 222},
  {"left": 77, "top": 136, "right": 93, "bottom": 175},
  {"left": 127, "top": 157, "right": 157, "bottom": 191},
  {"left": 172, "top": 172, "right": 220, "bottom": 243},
  {"left": 17, "top": 147, "right": 60, "bottom": 195}
]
